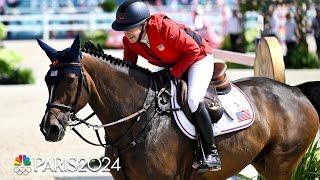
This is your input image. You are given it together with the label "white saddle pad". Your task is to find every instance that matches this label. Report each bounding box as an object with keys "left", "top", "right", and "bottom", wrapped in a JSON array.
[{"left": 170, "top": 81, "right": 255, "bottom": 140}]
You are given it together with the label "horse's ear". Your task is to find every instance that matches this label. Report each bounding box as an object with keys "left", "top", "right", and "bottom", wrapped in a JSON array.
[
  {"left": 69, "top": 35, "right": 81, "bottom": 61},
  {"left": 37, "top": 39, "right": 57, "bottom": 62}
]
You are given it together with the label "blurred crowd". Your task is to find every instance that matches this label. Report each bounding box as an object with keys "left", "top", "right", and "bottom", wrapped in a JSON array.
[
  {"left": 1, "top": 0, "right": 320, "bottom": 65},
  {"left": 262, "top": 3, "right": 319, "bottom": 65},
  {"left": 0, "top": 0, "right": 105, "bottom": 14},
  {"left": 0, "top": 0, "right": 237, "bottom": 14}
]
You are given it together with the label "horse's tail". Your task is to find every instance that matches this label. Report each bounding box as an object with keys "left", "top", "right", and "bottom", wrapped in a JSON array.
[{"left": 296, "top": 81, "right": 320, "bottom": 120}]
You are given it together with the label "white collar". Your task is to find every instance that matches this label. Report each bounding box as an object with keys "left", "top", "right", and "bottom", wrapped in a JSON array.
[{"left": 140, "top": 24, "right": 150, "bottom": 48}]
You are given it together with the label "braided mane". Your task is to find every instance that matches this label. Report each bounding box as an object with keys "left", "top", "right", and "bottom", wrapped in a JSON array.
[{"left": 81, "top": 41, "right": 151, "bottom": 74}]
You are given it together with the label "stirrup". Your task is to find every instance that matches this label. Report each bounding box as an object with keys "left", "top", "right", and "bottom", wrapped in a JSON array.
[
  {"left": 193, "top": 138, "right": 221, "bottom": 172},
  {"left": 192, "top": 146, "right": 202, "bottom": 169},
  {"left": 197, "top": 154, "right": 221, "bottom": 173},
  {"left": 197, "top": 162, "right": 221, "bottom": 173},
  {"left": 194, "top": 158, "right": 221, "bottom": 173},
  {"left": 197, "top": 153, "right": 221, "bottom": 173},
  {"left": 193, "top": 159, "right": 222, "bottom": 172}
]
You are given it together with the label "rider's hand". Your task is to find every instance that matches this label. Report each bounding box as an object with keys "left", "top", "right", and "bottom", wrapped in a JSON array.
[
  {"left": 156, "top": 68, "right": 172, "bottom": 78},
  {"left": 154, "top": 68, "right": 173, "bottom": 84}
]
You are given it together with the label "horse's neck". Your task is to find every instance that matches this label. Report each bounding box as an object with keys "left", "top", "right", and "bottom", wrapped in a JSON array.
[{"left": 81, "top": 54, "right": 149, "bottom": 140}]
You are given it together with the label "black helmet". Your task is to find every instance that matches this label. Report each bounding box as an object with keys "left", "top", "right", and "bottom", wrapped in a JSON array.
[{"left": 112, "top": 0, "right": 150, "bottom": 31}]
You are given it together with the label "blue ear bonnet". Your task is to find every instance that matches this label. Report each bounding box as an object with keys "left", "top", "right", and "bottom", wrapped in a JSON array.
[
  {"left": 56, "top": 48, "right": 82, "bottom": 63},
  {"left": 38, "top": 35, "right": 83, "bottom": 85}
]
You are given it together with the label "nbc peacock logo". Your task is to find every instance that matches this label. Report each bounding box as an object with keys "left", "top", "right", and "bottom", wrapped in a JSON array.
[{"left": 13, "top": 154, "right": 32, "bottom": 175}]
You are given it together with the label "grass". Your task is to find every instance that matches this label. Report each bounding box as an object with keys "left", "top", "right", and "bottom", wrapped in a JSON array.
[{"left": 292, "top": 141, "right": 320, "bottom": 180}]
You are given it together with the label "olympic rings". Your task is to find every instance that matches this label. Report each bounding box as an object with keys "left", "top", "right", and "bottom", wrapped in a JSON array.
[{"left": 13, "top": 166, "right": 32, "bottom": 175}]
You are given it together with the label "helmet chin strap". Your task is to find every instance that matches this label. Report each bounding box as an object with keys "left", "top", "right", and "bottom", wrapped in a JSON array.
[{"left": 137, "top": 21, "right": 147, "bottom": 41}]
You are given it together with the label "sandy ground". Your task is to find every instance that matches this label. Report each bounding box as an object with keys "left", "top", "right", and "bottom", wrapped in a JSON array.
[{"left": 0, "top": 39, "right": 319, "bottom": 179}]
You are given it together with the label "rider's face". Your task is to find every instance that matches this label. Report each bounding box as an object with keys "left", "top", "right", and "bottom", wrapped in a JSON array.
[{"left": 124, "top": 26, "right": 142, "bottom": 43}]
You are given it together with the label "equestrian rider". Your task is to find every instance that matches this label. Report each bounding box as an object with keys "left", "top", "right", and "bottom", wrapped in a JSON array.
[{"left": 112, "top": 0, "right": 223, "bottom": 172}]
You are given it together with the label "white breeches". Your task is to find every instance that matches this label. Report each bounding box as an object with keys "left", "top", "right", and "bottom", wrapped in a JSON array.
[{"left": 187, "top": 55, "right": 214, "bottom": 113}]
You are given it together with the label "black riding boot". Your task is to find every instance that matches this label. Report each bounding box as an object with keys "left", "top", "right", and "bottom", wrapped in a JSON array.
[{"left": 192, "top": 102, "right": 221, "bottom": 173}]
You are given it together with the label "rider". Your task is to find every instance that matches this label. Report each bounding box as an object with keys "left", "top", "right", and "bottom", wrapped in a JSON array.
[{"left": 112, "top": 0, "right": 223, "bottom": 172}]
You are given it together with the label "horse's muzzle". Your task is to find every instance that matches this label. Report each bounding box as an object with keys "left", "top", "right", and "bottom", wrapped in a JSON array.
[
  {"left": 44, "top": 122, "right": 65, "bottom": 142},
  {"left": 40, "top": 113, "right": 67, "bottom": 142}
]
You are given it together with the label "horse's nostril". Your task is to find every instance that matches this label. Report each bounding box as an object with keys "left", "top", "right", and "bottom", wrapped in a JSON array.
[{"left": 49, "top": 124, "right": 60, "bottom": 135}]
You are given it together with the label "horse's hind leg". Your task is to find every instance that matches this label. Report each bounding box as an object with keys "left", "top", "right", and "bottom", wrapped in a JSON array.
[
  {"left": 263, "top": 144, "right": 309, "bottom": 180},
  {"left": 251, "top": 157, "right": 266, "bottom": 177}
]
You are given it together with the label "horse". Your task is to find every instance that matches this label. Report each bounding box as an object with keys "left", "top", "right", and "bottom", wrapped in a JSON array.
[{"left": 38, "top": 36, "right": 320, "bottom": 180}]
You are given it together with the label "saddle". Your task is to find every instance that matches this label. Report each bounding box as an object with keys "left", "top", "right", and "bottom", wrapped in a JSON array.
[{"left": 176, "top": 62, "right": 231, "bottom": 122}]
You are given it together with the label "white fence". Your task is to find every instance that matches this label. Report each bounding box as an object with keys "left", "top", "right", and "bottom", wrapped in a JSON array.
[
  {"left": 0, "top": 13, "right": 115, "bottom": 40},
  {"left": 0, "top": 11, "right": 233, "bottom": 40}
]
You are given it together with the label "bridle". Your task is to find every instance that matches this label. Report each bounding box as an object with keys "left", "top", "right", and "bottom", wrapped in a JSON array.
[
  {"left": 42, "top": 60, "right": 157, "bottom": 151},
  {"left": 41, "top": 62, "right": 87, "bottom": 133},
  {"left": 49, "top": 63, "right": 89, "bottom": 111},
  {"left": 42, "top": 62, "right": 91, "bottom": 129},
  {"left": 42, "top": 59, "right": 181, "bottom": 180}
]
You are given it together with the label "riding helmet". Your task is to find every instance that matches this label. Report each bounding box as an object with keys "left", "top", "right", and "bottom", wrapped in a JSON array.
[{"left": 112, "top": 0, "right": 150, "bottom": 31}]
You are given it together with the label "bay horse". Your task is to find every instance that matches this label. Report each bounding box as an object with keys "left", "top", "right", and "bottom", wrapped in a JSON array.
[{"left": 38, "top": 36, "right": 319, "bottom": 179}]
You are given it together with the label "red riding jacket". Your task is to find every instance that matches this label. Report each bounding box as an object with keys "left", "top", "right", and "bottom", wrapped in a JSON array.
[{"left": 123, "top": 13, "right": 213, "bottom": 78}]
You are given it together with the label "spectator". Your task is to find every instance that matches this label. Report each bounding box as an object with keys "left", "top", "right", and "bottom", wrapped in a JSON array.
[
  {"left": 6, "top": 0, "right": 20, "bottom": 8},
  {"left": 227, "top": 9, "right": 243, "bottom": 52},
  {"left": 266, "top": 5, "right": 280, "bottom": 40},
  {"left": 192, "top": 6, "right": 205, "bottom": 31},
  {"left": 191, "top": 6, "right": 220, "bottom": 48},
  {"left": 312, "top": 5, "right": 320, "bottom": 58},
  {"left": 0, "top": 0, "right": 5, "bottom": 15},
  {"left": 285, "top": 12, "right": 299, "bottom": 67}
]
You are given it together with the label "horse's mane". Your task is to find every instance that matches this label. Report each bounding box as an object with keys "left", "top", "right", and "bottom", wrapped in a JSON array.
[{"left": 81, "top": 41, "right": 151, "bottom": 75}]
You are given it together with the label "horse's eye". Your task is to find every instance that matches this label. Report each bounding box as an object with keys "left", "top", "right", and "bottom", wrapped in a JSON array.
[
  {"left": 66, "top": 75, "right": 76, "bottom": 84},
  {"left": 67, "top": 77, "right": 75, "bottom": 84}
]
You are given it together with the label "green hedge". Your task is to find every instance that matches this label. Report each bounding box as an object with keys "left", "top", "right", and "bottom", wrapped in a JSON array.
[
  {"left": 288, "top": 43, "right": 320, "bottom": 69},
  {"left": 221, "top": 29, "right": 256, "bottom": 53},
  {"left": 100, "top": 0, "right": 117, "bottom": 12},
  {"left": 221, "top": 35, "right": 232, "bottom": 51},
  {"left": 225, "top": 62, "right": 251, "bottom": 69},
  {"left": 81, "top": 30, "right": 108, "bottom": 48},
  {"left": 0, "top": 49, "right": 34, "bottom": 84},
  {"left": 0, "top": 22, "right": 7, "bottom": 40}
]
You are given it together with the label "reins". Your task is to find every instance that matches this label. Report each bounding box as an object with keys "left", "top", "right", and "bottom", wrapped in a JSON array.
[
  {"left": 45, "top": 61, "right": 156, "bottom": 150},
  {"left": 68, "top": 77, "right": 156, "bottom": 149},
  {"left": 45, "top": 52, "right": 181, "bottom": 155}
]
